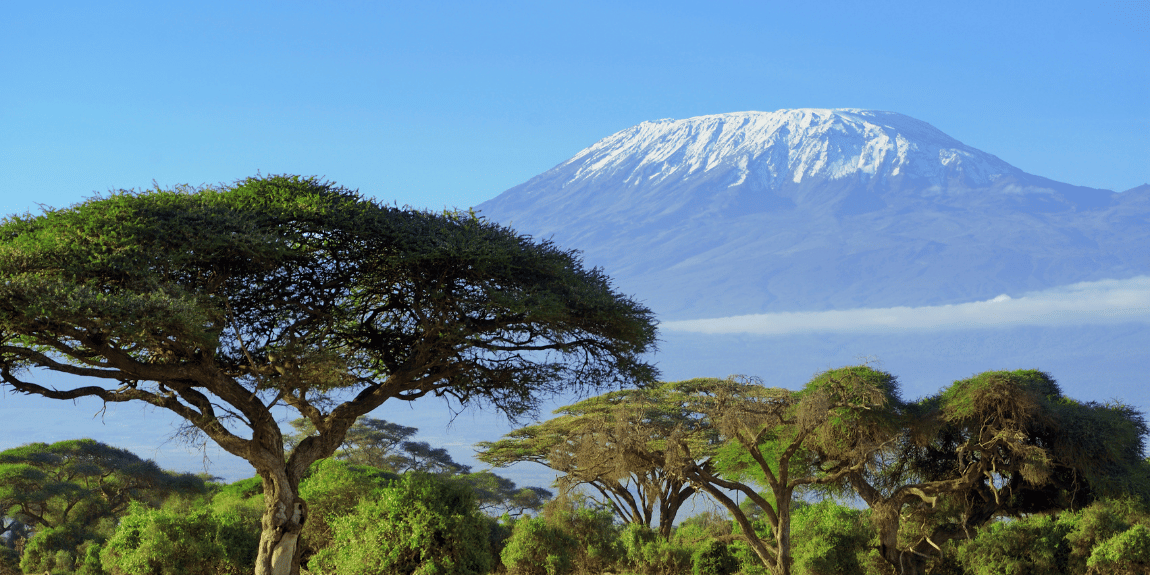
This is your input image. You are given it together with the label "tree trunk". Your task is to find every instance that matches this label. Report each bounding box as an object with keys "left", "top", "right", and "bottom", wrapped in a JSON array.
[
  {"left": 773, "top": 496, "right": 792, "bottom": 575},
  {"left": 254, "top": 469, "right": 308, "bottom": 575},
  {"left": 870, "top": 502, "right": 928, "bottom": 575}
]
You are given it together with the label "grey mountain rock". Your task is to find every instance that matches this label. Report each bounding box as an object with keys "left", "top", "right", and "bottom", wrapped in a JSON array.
[{"left": 477, "top": 109, "right": 1150, "bottom": 320}]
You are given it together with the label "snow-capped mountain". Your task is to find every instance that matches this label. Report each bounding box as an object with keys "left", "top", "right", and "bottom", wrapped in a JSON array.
[
  {"left": 477, "top": 109, "right": 1149, "bottom": 320},
  {"left": 562, "top": 109, "right": 1014, "bottom": 190}
]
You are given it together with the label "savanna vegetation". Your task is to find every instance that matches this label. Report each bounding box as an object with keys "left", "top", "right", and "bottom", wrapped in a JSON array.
[
  {"left": 3, "top": 368, "right": 1147, "bottom": 575},
  {"left": 2, "top": 177, "right": 1147, "bottom": 575},
  {"left": 0, "top": 175, "right": 658, "bottom": 575}
]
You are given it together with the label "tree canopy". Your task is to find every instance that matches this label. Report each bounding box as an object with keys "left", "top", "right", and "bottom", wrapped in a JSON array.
[
  {"left": 477, "top": 383, "right": 705, "bottom": 537},
  {"left": 0, "top": 439, "right": 205, "bottom": 533},
  {"left": 0, "top": 175, "right": 658, "bottom": 575},
  {"left": 843, "top": 369, "right": 1150, "bottom": 575}
]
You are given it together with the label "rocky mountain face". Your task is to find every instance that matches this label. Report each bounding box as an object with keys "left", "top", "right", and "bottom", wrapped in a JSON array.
[{"left": 477, "top": 109, "right": 1150, "bottom": 320}]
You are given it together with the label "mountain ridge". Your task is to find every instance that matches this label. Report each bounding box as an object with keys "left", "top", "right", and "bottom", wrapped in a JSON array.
[{"left": 477, "top": 109, "right": 1148, "bottom": 320}]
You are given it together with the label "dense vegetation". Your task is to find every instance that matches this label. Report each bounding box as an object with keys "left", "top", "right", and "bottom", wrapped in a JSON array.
[{"left": 3, "top": 369, "right": 1147, "bottom": 575}]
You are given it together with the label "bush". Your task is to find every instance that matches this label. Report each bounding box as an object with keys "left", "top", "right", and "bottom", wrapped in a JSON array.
[
  {"left": 956, "top": 514, "right": 1073, "bottom": 575},
  {"left": 501, "top": 517, "right": 579, "bottom": 575},
  {"left": 19, "top": 522, "right": 108, "bottom": 575},
  {"left": 485, "top": 513, "right": 517, "bottom": 567},
  {"left": 543, "top": 497, "right": 622, "bottom": 574},
  {"left": 1064, "top": 498, "right": 1141, "bottom": 572},
  {"left": 677, "top": 511, "right": 732, "bottom": 542},
  {"left": 619, "top": 523, "right": 692, "bottom": 575},
  {"left": 691, "top": 539, "right": 738, "bottom": 575},
  {"left": 99, "top": 502, "right": 258, "bottom": 575},
  {"left": 1087, "top": 524, "right": 1150, "bottom": 574},
  {"left": 297, "top": 459, "right": 396, "bottom": 562},
  {"left": 790, "top": 500, "right": 871, "bottom": 575},
  {"left": 0, "top": 545, "right": 19, "bottom": 575},
  {"left": 308, "top": 472, "right": 492, "bottom": 575}
]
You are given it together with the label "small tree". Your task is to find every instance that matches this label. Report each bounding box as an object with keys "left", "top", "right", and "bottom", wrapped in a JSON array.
[
  {"left": 0, "top": 175, "right": 658, "bottom": 575},
  {"left": 616, "top": 368, "right": 900, "bottom": 575},
  {"left": 285, "top": 416, "right": 474, "bottom": 475},
  {"left": 0, "top": 439, "right": 206, "bottom": 571},
  {"left": 478, "top": 387, "right": 702, "bottom": 537},
  {"left": 0, "top": 439, "right": 205, "bottom": 532}
]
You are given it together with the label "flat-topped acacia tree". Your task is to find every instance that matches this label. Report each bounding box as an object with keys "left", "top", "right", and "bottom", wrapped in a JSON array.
[{"left": 0, "top": 175, "right": 658, "bottom": 575}]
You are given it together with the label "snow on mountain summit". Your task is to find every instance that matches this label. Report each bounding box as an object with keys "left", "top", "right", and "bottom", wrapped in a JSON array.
[
  {"left": 477, "top": 108, "right": 1133, "bottom": 320},
  {"left": 561, "top": 109, "right": 1017, "bottom": 189}
]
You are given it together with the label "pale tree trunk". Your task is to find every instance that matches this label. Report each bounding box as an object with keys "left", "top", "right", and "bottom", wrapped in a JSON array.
[
  {"left": 254, "top": 468, "right": 308, "bottom": 575},
  {"left": 773, "top": 495, "right": 793, "bottom": 575}
]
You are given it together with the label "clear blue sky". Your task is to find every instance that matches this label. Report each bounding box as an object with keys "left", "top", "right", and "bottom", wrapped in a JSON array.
[{"left": 2, "top": 0, "right": 1148, "bottom": 221}]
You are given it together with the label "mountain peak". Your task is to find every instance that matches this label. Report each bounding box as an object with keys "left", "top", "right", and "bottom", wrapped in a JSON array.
[
  {"left": 561, "top": 108, "right": 1018, "bottom": 191},
  {"left": 478, "top": 109, "right": 1129, "bottom": 320}
]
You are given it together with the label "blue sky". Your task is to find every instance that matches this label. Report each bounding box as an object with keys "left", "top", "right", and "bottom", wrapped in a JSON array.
[
  {"left": 2, "top": 0, "right": 1148, "bottom": 222},
  {"left": 1, "top": 1, "right": 1148, "bottom": 482}
]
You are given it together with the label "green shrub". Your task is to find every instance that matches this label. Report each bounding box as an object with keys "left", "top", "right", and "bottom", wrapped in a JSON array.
[
  {"left": 20, "top": 522, "right": 107, "bottom": 575},
  {"left": 297, "top": 459, "right": 396, "bottom": 561},
  {"left": 956, "top": 515, "right": 1073, "bottom": 575},
  {"left": 619, "top": 523, "right": 692, "bottom": 575},
  {"left": 0, "top": 545, "right": 19, "bottom": 575},
  {"left": 1064, "top": 498, "right": 1140, "bottom": 572},
  {"left": 790, "top": 500, "right": 871, "bottom": 575},
  {"left": 308, "top": 472, "right": 491, "bottom": 575},
  {"left": 1087, "top": 524, "right": 1150, "bottom": 574},
  {"left": 486, "top": 513, "right": 517, "bottom": 565},
  {"left": 677, "top": 511, "right": 732, "bottom": 542},
  {"left": 99, "top": 502, "right": 258, "bottom": 575},
  {"left": 543, "top": 497, "right": 622, "bottom": 574},
  {"left": 691, "top": 539, "right": 738, "bottom": 575},
  {"left": 501, "top": 517, "right": 578, "bottom": 575}
]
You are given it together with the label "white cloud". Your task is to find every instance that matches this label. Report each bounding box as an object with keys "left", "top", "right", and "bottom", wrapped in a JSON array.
[{"left": 662, "top": 277, "right": 1150, "bottom": 335}]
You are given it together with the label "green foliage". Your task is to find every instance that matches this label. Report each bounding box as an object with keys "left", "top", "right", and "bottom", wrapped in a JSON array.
[
  {"left": 501, "top": 517, "right": 579, "bottom": 575},
  {"left": 0, "top": 439, "right": 206, "bottom": 531},
  {"left": 691, "top": 539, "right": 738, "bottom": 575},
  {"left": 790, "top": 501, "right": 871, "bottom": 575},
  {"left": 618, "top": 523, "right": 693, "bottom": 575},
  {"left": 99, "top": 502, "right": 258, "bottom": 575},
  {"left": 542, "top": 496, "right": 623, "bottom": 574},
  {"left": 19, "top": 522, "right": 105, "bottom": 575},
  {"left": 308, "top": 472, "right": 492, "bottom": 575},
  {"left": 1063, "top": 498, "right": 1138, "bottom": 572},
  {"left": 0, "top": 545, "right": 18, "bottom": 575},
  {"left": 1087, "top": 523, "right": 1150, "bottom": 574},
  {"left": 206, "top": 476, "right": 263, "bottom": 524},
  {"left": 297, "top": 458, "right": 396, "bottom": 562},
  {"left": 955, "top": 498, "right": 1150, "bottom": 575},
  {"left": 957, "top": 515, "right": 1073, "bottom": 575}
]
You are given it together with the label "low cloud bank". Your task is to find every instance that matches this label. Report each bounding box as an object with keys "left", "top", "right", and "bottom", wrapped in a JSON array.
[{"left": 662, "top": 277, "right": 1150, "bottom": 335}]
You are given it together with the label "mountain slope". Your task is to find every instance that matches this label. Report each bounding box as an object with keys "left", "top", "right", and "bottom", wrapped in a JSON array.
[{"left": 477, "top": 109, "right": 1149, "bottom": 320}]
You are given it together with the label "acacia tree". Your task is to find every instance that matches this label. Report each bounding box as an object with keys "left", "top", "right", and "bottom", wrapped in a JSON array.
[
  {"left": 0, "top": 175, "right": 657, "bottom": 575},
  {"left": 0, "top": 439, "right": 206, "bottom": 571},
  {"left": 614, "top": 368, "right": 900, "bottom": 575},
  {"left": 477, "top": 386, "right": 700, "bottom": 537},
  {"left": 285, "top": 416, "right": 471, "bottom": 475},
  {"left": 0, "top": 439, "right": 203, "bottom": 533},
  {"left": 839, "top": 369, "right": 1149, "bottom": 575}
]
